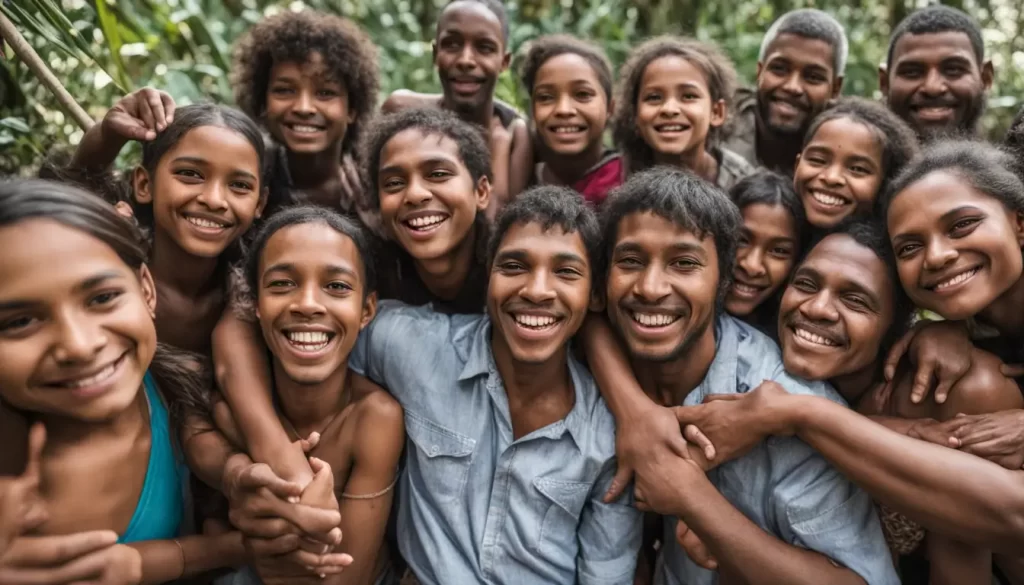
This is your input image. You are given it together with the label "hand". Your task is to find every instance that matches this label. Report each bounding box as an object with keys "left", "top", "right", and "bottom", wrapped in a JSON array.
[
  {"left": 0, "top": 423, "right": 47, "bottom": 555},
  {"left": 102, "top": 88, "right": 176, "bottom": 143},
  {"left": 488, "top": 116, "right": 513, "bottom": 150},
  {"left": 603, "top": 402, "right": 713, "bottom": 503},
  {"left": 674, "top": 517, "right": 718, "bottom": 571},
  {"left": 906, "top": 418, "right": 960, "bottom": 448},
  {"left": 0, "top": 530, "right": 121, "bottom": 585},
  {"left": 882, "top": 320, "right": 973, "bottom": 405},
  {"left": 90, "top": 544, "right": 143, "bottom": 585},
  {"left": 935, "top": 411, "right": 1024, "bottom": 470}
]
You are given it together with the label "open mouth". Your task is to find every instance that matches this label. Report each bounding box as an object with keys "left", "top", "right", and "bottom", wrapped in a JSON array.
[
  {"left": 450, "top": 77, "right": 485, "bottom": 94},
  {"left": 630, "top": 310, "right": 681, "bottom": 328},
  {"left": 790, "top": 325, "right": 840, "bottom": 348},
  {"left": 512, "top": 313, "right": 563, "bottom": 331},
  {"left": 402, "top": 213, "right": 449, "bottom": 233},
  {"left": 45, "top": 351, "right": 129, "bottom": 397},
  {"left": 912, "top": 105, "right": 956, "bottom": 122},
  {"left": 929, "top": 266, "right": 980, "bottom": 292},
  {"left": 731, "top": 281, "right": 767, "bottom": 299},
  {"left": 550, "top": 125, "right": 586, "bottom": 135},
  {"left": 808, "top": 189, "right": 851, "bottom": 209},
  {"left": 285, "top": 122, "right": 326, "bottom": 135},
  {"left": 770, "top": 98, "right": 806, "bottom": 116},
  {"left": 284, "top": 330, "right": 336, "bottom": 353},
  {"left": 654, "top": 123, "right": 691, "bottom": 134},
  {"left": 184, "top": 214, "right": 231, "bottom": 231}
]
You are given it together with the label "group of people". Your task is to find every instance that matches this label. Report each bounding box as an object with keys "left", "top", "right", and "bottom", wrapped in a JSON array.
[{"left": 2, "top": 0, "right": 1024, "bottom": 584}]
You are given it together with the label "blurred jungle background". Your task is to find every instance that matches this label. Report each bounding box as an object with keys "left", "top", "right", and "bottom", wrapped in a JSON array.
[{"left": 2, "top": 0, "right": 1023, "bottom": 174}]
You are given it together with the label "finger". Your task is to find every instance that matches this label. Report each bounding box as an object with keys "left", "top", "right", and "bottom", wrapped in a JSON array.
[
  {"left": 8, "top": 531, "right": 118, "bottom": 566},
  {"left": 683, "top": 424, "right": 716, "bottom": 460},
  {"left": 144, "top": 89, "right": 167, "bottom": 131},
  {"left": 676, "top": 520, "right": 717, "bottom": 570},
  {"left": 603, "top": 464, "right": 633, "bottom": 504},
  {"left": 910, "top": 362, "right": 936, "bottom": 404},
  {"left": 0, "top": 550, "right": 107, "bottom": 585},
  {"left": 111, "top": 116, "right": 154, "bottom": 142},
  {"left": 247, "top": 534, "right": 300, "bottom": 557},
  {"left": 933, "top": 377, "right": 954, "bottom": 405},
  {"left": 136, "top": 97, "right": 157, "bottom": 137},
  {"left": 1001, "top": 363, "right": 1024, "bottom": 377},
  {"left": 884, "top": 327, "right": 918, "bottom": 381},
  {"left": 702, "top": 394, "right": 743, "bottom": 403},
  {"left": 230, "top": 514, "right": 295, "bottom": 539},
  {"left": 237, "top": 465, "right": 303, "bottom": 501},
  {"left": 161, "top": 92, "right": 176, "bottom": 125},
  {"left": 310, "top": 552, "right": 353, "bottom": 570},
  {"left": 875, "top": 378, "right": 895, "bottom": 408},
  {"left": 22, "top": 423, "right": 46, "bottom": 481},
  {"left": 18, "top": 501, "right": 48, "bottom": 533}
]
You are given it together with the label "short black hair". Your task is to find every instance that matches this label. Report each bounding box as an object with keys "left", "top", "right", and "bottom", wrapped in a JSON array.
[
  {"left": 881, "top": 140, "right": 1024, "bottom": 219},
  {"left": 1004, "top": 104, "right": 1024, "bottom": 156},
  {"left": 244, "top": 205, "right": 377, "bottom": 298},
  {"left": 439, "top": 0, "right": 509, "bottom": 45},
  {"left": 886, "top": 5, "right": 984, "bottom": 71},
  {"left": 601, "top": 167, "right": 742, "bottom": 310},
  {"left": 804, "top": 97, "right": 920, "bottom": 214},
  {"left": 359, "top": 108, "right": 493, "bottom": 208},
  {"left": 519, "top": 34, "right": 613, "bottom": 100},
  {"left": 729, "top": 169, "right": 808, "bottom": 249},
  {"left": 232, "top": 10, "right": 380, "bottom": 155},
  {"left": 759, "top": 9, "right": 849, "bottom": 76},
  {"left": 488, "top": 185, "right": 601, "bottom": 287},
  {"left": 612, "top": 37, "right": 737, "bottom": 175}
]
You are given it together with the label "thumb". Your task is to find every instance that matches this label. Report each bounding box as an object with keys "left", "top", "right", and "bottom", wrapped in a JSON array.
[
  {"left": 683, "top": 424, "right": 716, "bottom": 461},
  {"left": 1001, "top": 363, "right": 1024, "bottom": 378},
  {"left": 304, "top": 457, "right": 336, "bottom": 500},
  {"left": 603, "top": 464, "right": 634, "bottom": 504}
]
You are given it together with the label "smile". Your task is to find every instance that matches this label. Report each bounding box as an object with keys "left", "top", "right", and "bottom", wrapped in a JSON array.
[
  {"left": 551, "top": 126, "right": 586, "bottom": 134},
  {"left": 185, "top": 215, "right": 230, "bottom": 230},
  {"left": 284, "top": 330, "right": 336, "bottom": 352},
  {"left": 404, "top": 214, "right": 449, "bottom": 231},
  {"left": 513, "top": 313, "right": 562, "bottom": 330},
  {"left": 630, "top": 311, "right": 680, "bottom": 328},
  {"left": 285, "top": 123, "right": 325, "bottom": 134},
  {"left": 654, "top": 124, "right": 690, "bottom": 133},
  {"left": 731, "top": 281, "right": 766, "bottom": 298},
  {"left": 791, "top": 325, "right": 839, "bottom": 347},
  {"left": 931, "top": 267, "right": 979, "bottom": 291},
  {"left": 51, "top": 352, "right": 127, "bottom": 389},
  {"left": 809, "top": 189, "right": 850, "bottom": 208}
]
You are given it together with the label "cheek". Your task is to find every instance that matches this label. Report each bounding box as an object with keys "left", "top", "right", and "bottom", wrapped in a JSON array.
[
  {"left": 848, "top": 315, "right": 886, "bottom": 360},
  {"left": 767, "top": 259, "right": 794, "bottom": 288},
  {"left": 0, "top": 342, "right": 37, "bottom": 396}
]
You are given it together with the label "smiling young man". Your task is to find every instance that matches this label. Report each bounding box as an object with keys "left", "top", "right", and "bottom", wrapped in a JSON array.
[
  {"left": 599, "top": 168, "right": 897, "bottom": 585},
  {"left": 348, "top": 186, "right": 641, "bottom": 585},
  {"left": 721, "top": 9, "right": 846, "bottom": 175},
  {"left": 881, "top": 6, "right": 993, "bottom": 141}
]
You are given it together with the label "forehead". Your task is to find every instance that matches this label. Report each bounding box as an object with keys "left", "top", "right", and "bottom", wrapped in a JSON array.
[
  {"left": 888, "top": 170, "right": 1003, "bottom": 228},
  {"left": 261, "top": 223, "right": 364, "bottom": 275},
  {"left": 269, "top": 52, "right": 339, "bottom": 83},
  {"left": 164, "top": 125, "right": 260, "bottom": 168},
  {"left": 641, "top": 55, "right": 709, "bottom": 89},
  {"left": 535, "top": 53, "right": 601, "bottom": 86},
  {"left": 891, "top": 31, "right": 977, "bottom": 65},
  {"left": 380, "top": 129, "right": 465, "bottom": 170},
  {"left": 438, "top": 2, "right": 503, "bottom": 39},
  {"left": 807, "top": 118, "right": 883, "bottom": 157},
  {"left": 742, "top": 203, "right": 797, "bottom": 239},
  {"left": 763, "top": 33, "right": 835, "bottom": 71},
  {"left": 496, "top": 221, "right": 589, "bottom": 264},
  {"left": 614, "top": 211, "right": 716, "bottom": 252},
  {"left": 801, "top": 234, "right": 890, "bottom": 292}
]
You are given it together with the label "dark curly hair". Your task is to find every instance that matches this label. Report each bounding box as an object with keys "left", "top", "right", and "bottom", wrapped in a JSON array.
[
  {"left": 519, "top": 34, "right": 613, "bottom": 100},
  {"left": 359, "top": 108, "right": 493, "bottom": 208},
  {"left": 231, "top": 10, "right": 380, "bottom": 155},
  {"left": 612, "top": 36, "right": 737, "bottom": 175}
]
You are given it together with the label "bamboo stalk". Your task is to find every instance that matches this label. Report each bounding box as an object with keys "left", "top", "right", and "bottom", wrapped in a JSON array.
[{"left": 0, "top": 10, "right": 94, "bottom": 131}]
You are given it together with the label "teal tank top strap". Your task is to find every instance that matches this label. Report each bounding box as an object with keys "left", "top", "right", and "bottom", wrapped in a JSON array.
[{"left": 118, "top": 372, "right": 185, "bottom": 544}]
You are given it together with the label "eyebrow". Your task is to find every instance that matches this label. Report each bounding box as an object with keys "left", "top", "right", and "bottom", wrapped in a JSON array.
[
  {"left": 614, "top": 241, "right": 706, "bottom": 256},
  {"left": 940, "top": 205, "right": 984, "bottom": 222},
  {"left": 496, "top": 249, "right": 588, "bottom": 266},
  {"left": 0, "top": 271, "right": 124, "bottom": 312},
  {"left": 172, "top": 157, "right": 259, "bottom": 181},
  {"left": 795, "top": 265, "right": 882, "bottom": 310},
  {"left": 265, "top": 262, "right": 357, "bottom": 277}
]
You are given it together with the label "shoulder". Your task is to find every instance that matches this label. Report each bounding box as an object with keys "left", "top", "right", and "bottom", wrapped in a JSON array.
[
  {"left": 715, "top": 146, "right": 757, "bottom": 190},
  {"left": 940, "top": 349, "right": 1024, "bottom": 418},
  {"left": 382, "top": 90, "right": 436, "bottom": 114},
  {"left": 354, "top": 390, "right": 405, "bottom": 437}
]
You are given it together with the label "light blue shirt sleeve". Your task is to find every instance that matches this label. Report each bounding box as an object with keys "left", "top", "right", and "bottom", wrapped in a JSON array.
[
  {"left": 576, "top": 459, "right": 643, "bottom": 585},
  {"left": 347, "top": 300, "right": 404, "bottom": 380}
]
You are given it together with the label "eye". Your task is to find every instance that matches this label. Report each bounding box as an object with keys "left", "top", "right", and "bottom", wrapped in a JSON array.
[
  {"left": 427, "top": 169, "right": 453, "bottom": 180},
  {"left": 88, "top": 290, "right": 123, "bottom": 307},
  {"left": 951, "top": 217, "right": 981, "bottom": 235},
  {"left": 615, "top": 256, "right": 643, "bottom": 268},
  {"left": 803, "top": 71, "right": 828, "bottom": 84},
  {"left": 0, "top": 315, "right": 36, "bottom": 333},
  {"left": 768, "top": 63, "right": 788, "bottom": 75},
  {"left": 574, "top": 90, "right": 594, "bottom": 102},
  {"left": 174, "top": 169, "right": 203, "bottom": 181},
  {"left": 641, "top": 92, "right": 662, "bottom": 103},
  {"left": 497, "top": 261, "right": 526, "bottom": 273},
  {"left": 267, "top": 279, "right": 295, "bottom": 289},
  {"left": 792, "top": 277, "right": 817, "bottom": 292},
  {"left": 476, "top": 42, "right": 497, "bottom": 54},
  {"left": 895, "top": 243, "right": 921, "bottom": 258},
  {"left": 671, "top": 258, "right": 700, "bottom": 270},
  {"left": 849, "top": 164, "right": 873, "bottom": 175},
  {"left": 683, "top": 92, "right": 700, "bottom": 101},
  {"left": 556, "top": 266, "right": 584, "bottom": 279},
  {"left": 382, "top": 177, "right": 405, "bottom": 190},
  {"left": 230, "top": 180, "right": 255, "bottom": 192},
  {"left": 804, "top": 155, "right": 827, "bottom": 166},
  {"left": 270, "top": 86, "right": 295, "bottom": 96},
  {"left": 326, "top": 281, "right": 354, "bottom": 293},
  {"left": 534, "top": 92, "right": 554, "bottom": 103},
  {"left": 316, "top": 89, "right": 339, "bottom": 99},
  {"left": 770, "top": 246, "right": 793, "bottom": 258},
  {"left": 842, "top": 294, "right": 870, "bottom": 310}
]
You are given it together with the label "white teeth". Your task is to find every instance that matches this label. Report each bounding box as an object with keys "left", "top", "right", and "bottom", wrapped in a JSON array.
[
  {"left": 286, "top": 331, "right": 331, "bottom": 351},
  {"left": 811, "top": 190, "right": 847, "bottom": 207},
  {"left": 290, "top": 125, "right": 322, "bottom": 133},
  {"left": 187, "top": 216, "right": 227, "bottom": 229},
  {"left": 631, "top": 312, "right": 679, "bottom": 327},
  {"left": 60, "top": 359, "right": 119, "bottom": 389},
  {"left": 793, "top": 327, "right": 838, "bottom": 347},
  {"left": 733, "top": 282, "right": 761, "bottom": 295},
  {"left": 406, "top": 215, "right": 447, "bottom": 229},
  {"left": 657, "top": 125, "right": 687, "bottom": 132},
  {"left": 935, "top": 268, "right": 979, "bottom": 290},
  {"left": 553, "top": 126, "right": 584, "bottom": 134},
  {"left": 514, "top": 314, "right": 558, "bottom": 329}
]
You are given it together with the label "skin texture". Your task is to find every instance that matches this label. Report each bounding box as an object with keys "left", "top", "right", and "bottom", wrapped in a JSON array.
[
  {"left": 725, "top": 203, "right": 798, "bottom": 318},
  {"left": 793, "top": 118, "right": 885, "bottom": 229},
  {"left": 881, "top": 31, "right": 993, "bottom": 140}
]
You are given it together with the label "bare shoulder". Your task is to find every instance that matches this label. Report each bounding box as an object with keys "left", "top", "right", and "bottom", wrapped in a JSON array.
[
  {"left": 940, "top": 349, "right": 1024, "bottom": 419},
  {"left": 382, "top": 90, "right": 440, "bottom": 114},
  {"left": 353, "top": 390, "right": 405, "bottom": 439}
]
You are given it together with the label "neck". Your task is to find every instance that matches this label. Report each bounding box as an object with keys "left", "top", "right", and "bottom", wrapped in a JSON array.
[
  {"left": 286, "top": 142, "right": 344, "bottom": 190},
  {"left": 150, "top": 229, "right": 221, "bottom": 297},
  {"left": 978, "top": 273, "right": 1024, "bottom": 338},
  {"left": 491, "top": 328, "right": 573, "bottom": 406},
  {"left": 414, "top": 223, "right": 477, "bottom": 301},
  {"left": 633, "top": 325, "right": 717, "bottom": 407},
  {"left": 828, "top": 361, "right": 881, "bottom": 404},
  {"left": 654, "top": 147, "right": 718, "bottom": 184},
  {"left": 42, "top": 387, "right": 148, "bottom": 450},
  {"left": 440, "top": 94, "right": 494, "bottom": 127},
  {"left": 755, "top": 120, "right": 802, "bottom": 174},
  {"left": 272, "top": 361, "right": 349, "bottom": 438},
  {"left": 542, "top": 141, "right": 605, "bottom": 187}
]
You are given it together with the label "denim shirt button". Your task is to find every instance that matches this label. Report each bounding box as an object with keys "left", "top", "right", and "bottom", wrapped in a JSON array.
[{"left": 430, "top": 446, "right": 440, "bottom": 456}]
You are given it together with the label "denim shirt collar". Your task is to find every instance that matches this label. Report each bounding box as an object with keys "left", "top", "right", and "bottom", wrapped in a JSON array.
[{"left": 685, "top": 315, "right": 744, "bottom": 406}]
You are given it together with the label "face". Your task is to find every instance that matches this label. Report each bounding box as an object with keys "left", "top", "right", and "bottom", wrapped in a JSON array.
[
  {"left": 887, "top": 171, "right": 1024, "bottom": 320},
  {"left": 606, "top": 212, "right": 719, "bottom": 362},
  {"left": 0, "top": 220, "right": 157, "bottom": 423},
  {"left": 635, "top": 56, "right": 726, "bottom": 161},
  {"left": 883, "top": 32, "right": 991, "bottom": 139},
  {"left": 756, "top": 34, "right": 842, "bottom": 135},
  {"left": 134, "top": 125, "right": 265, "bottom": 259},
  {"left": 434, "top": 1, "right": 510, "bottom": 113},
  {"left": 377, "top": 129, "right": 490, "bottom": 261},
  {"left": 794, "top": 118, "right": 885, "bottom": 228},
  {"left": 488, "top": 222, "right": 591, "bottom": 365},
  {"left": 257, "top": 223, "right": 375, "bottom": 385},
  {"left": 779, "top": 234, "right": 894, "bottom": 382},
  {"left": 725, "top": 203, "right": 798, "bottom": 317},
  {"left": 531, "top": 53, "right": 610, "bottom": 158},
  {"left": 264, "top": 53, "right": 355, "bottom": 155}
]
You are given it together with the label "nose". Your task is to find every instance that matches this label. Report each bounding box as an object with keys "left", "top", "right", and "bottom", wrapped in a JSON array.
[
  {"left": 819, "top": 162, "right": 846, "bottom": 187},
  {"left": 659, "top": 97, "right": 682, "bottom": 117},
  {"left": 455, "top": 45, "right": 475, "bottom": 69},
  {"left": 290, "top": 283, "right": 326, "bottom": 318},
  {"left": 781, "top": 71, "right": 804, "bottom": 96},
  {"left": 403, "top": 176, "right": 434, "bottom": 207},
  {"left": 923, "top": 236, "right": 958, "bottom": 271},
  {"left": 554, "top": 94, "right": 575, "bottom": 117},
  {"left": 634, "top": 264, "right": 671, "bottom": 302},
  {"left": 195, "top": 181, "right": 229, "bottom": 212},
  {"left": 294, "top": 88, "right": 315, "bottom": 115},
  {"left": 520, "top": 269, "right": 557, "bottom": 304},
  {"left": 737, "top": 247, "right": 767, "bottom": 279},
  {"left": 52, "top": 309, "right": 107, "bottom": 365},
  {"left": 921, "top": 69, "right": 949, "bottom": 97},
  {"left": 799, "top": 289, "right": 839, "bottom": 323}
]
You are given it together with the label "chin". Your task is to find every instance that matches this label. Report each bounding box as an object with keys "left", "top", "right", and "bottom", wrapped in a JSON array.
[
  {"left": 281, "top": 365, "right": 334, "bottom": 386},
  {"left": 782, "top": 355, "right": 822, "bottom": 381}
]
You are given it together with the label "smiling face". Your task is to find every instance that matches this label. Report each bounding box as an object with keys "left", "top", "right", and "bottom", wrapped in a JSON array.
[
  {"left": 887, "top": 171, "right": 1024, "bottom": 320},
  {"left": 883, "top": 32, "right": 990, "bottom": 139},
  {"left": 134, "top": 125, "right": 265, "bottom": 259},
  {"left": 606, "top": 212, "right": 719, "bottom": 363},
  {"left": 756, "top": 33, "right": 840, "bottom": 136},
  {"left": 434, "top": 1, "right": 509, "bottom": 114},
  {"left": 488, "top": 221, "right": 591, "bottom": 365},
  {"left": 531, "top": 53, "right": 610, "bottom": 158},
  {"left": 725, "top": 203, "right": 798, "bottom": 317},
  {"left": 377, "top": 128, "right": 489, "bottom": 262},
  {"left": 264, "top": 53, "right": 354, "bottom": 155},
  {"left": 257, "top": 222, "right": 375, "bottom": 385},
  {"left": 779, "top": 233, "right": 895, "bottom": 382},
  {"left": 0, "top": 220, "right": 156, "bottom": 423},
  {"left": 635, "top": 55, "right": 725, "bottom": 162},
  {"left": 794, "top": 117, "right": 885, "bottom": 229}
]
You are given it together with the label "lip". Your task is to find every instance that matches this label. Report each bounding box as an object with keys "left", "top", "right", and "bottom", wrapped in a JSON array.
[
  {"left": 546, "top": 124, "right": 588, "bottom": 140},
  {"left": 804, "top": 188, "right": 852, "bottom": 213},
  {"left": 449, "top": 77, "right": 484, "bottom": 95},
  {"left": 923, "top": 265, "right": 981, "bottom": 293},
  {"left": 911, "top": 104, "right": 956, "bottom": 122},
  {"left": 42, "top": 350, "right": 130, "bottom": 399},
  {"left": 653, "top": 122, "right": 692, "bottom": 135},
  {"left": 730, "top": 279, "right": 768, "bottom": 300},
  {"left": 282, "top": 122, "right": 327, "bottom": 140},
  {"left": 769, "top": 97, "right": 806, "bottom": 116},
  {"left": 181, "top": 211, "right": 233, "bottom": 237},
  {"left": 279, "top": 327, "right": 338, "bottom": 360},
  {"left": 621, "top": 307, "right": 684, "bottom": 337},
  {"left": 507, "top": 310, "right": 566, "bottom": 342},
  {"left": 786, "top": 322, "right": 845, "bottom": 351},
  {"left": 398, "top": 209, "right": 451, "bottom": 241}
]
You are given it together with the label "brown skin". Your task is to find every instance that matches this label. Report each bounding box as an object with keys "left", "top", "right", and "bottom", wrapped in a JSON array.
[
  {"left": 754, "top": 33, "right": 843, "bottom": 173},
  {"left": 724, "top": 203, "right": 799, "bottom": 319}
]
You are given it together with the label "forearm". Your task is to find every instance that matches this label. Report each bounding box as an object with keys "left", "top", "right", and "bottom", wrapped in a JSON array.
[
  {"left": 868, "top": 415, "right": 919, "bottom": 436},
  {"left": 580, "top": 315, "right": 654, "bottom": 418},
  {"left": 70, "top": 124, "right": 126, "bottom": 172},
  {"left": 790, "top": 395, "right": 1024, "bottom": 552},
  {"left": 182, "top": 425, "right": 238, "bottom": 491},
  {"left": 487, "top": 142, "right": 512, "bottom": 221},
  {"left": 675, "top": 477, "right": 864, "bottom": 585},
  {"left": 131, "top": 532, "right": 246, "bottom": 584}
]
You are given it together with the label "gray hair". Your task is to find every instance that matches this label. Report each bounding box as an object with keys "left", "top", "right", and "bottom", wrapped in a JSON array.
[{"left": 758, "top": 9, "right": 849, "bottom": 77}]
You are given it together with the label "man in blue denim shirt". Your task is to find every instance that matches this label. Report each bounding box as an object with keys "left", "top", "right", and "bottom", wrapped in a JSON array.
[
  {"left": 601, "top": 168, "right": 898, "bottom": 585},
  {"left": 349, "top": 187, "right": 642, "bottom": 585}
]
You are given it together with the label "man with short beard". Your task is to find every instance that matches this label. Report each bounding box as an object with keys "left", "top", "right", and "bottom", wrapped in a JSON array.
[
  {"left": 601, "top": 168, "right": 896, "bottom": 585},
  {"left": 881, "top": 5, "right": 993, "bottom": 141},
  {"left": 722, "top": 9, "right": 846, "bottom": 175}
]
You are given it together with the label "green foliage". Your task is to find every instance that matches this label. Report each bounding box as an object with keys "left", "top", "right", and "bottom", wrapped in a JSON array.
[{"left": 2, "top": 0, "right": 1023, "bottom": 174}]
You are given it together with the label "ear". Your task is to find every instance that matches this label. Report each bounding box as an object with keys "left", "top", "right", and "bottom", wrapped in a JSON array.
[
  {"left": 589, "top": 288, "right": 606, "bottom": 313},
  {"left": 255, "top": 187, "right": 269, "bottom": 220},
  {"left": 794, "top": 153, "right": 802, "bottom": 170},
  {"left": 501, "top": 50, "right": 511, "bottom": 72},
  {"left": 138, "top": 264, "right": 158, "bottom": 319},
  {"left": 831, "top": 76, "right": 844, "bottom": 99},
  {"left": 981, "top": 60, "right": 994, "bottom": 91},
  {"left": 709, "top": 98, "right": 727, "bottom": 128},
  {"left": 432, "top": 41, "right": 438, "bottom": 64},
  {"left": 360, "top": 291, "right": 378, "bottom": 330},
  {"left": 606, "top": 97, "right": 616, "bottom": 121},
  {"left": 113, "top": 201, "right": 135, "bottom": 220},
  {"left": 132, "top": 166, "right": 153, "bottom": 205},
  {"left": 878, "top": 65, "right": 889, "bottom": 96},
  {"left": 755, "top": 61, "right": 764, "bottom": 81},
  {"left": 475, "top": 175, "right": 493, "bottom": 213}
]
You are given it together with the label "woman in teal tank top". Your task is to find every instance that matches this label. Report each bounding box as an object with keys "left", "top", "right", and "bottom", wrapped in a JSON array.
[{"left": 0, "top": 180, "right": 246, "bottom": 583}]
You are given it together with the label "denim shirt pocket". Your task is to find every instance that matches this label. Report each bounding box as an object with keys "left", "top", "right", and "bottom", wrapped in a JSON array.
[
  {"left": 531, "top": 477, "right": 591, "bottom": 557},
  {"left": 404, "top": 411, "right": 476, "bottom": 504}
]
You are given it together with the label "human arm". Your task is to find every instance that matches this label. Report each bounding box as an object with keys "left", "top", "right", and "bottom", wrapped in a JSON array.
[
  {"left": 507, "top": 119, "right": 533, "bottom": 202},
  {"left": 577, "top": 460, "right": 643, "bottom": 585},
  {"left": 0, "top": 423, "right": 45, "bottom": 556},
  {"left": 926, "top": 536, "right": 991, "bottom": 585},
  {"left": 70, "top": 88, "right": 175, "bottom": 172},
  {"left": 128, "top": 532, "right": 246, "bottom": 584},
  {"left": 882, "top": 319, "right": 974, "bottom": 404},
  {"left": 485, "top": 117, "right": 514, "bottom": 221}
]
